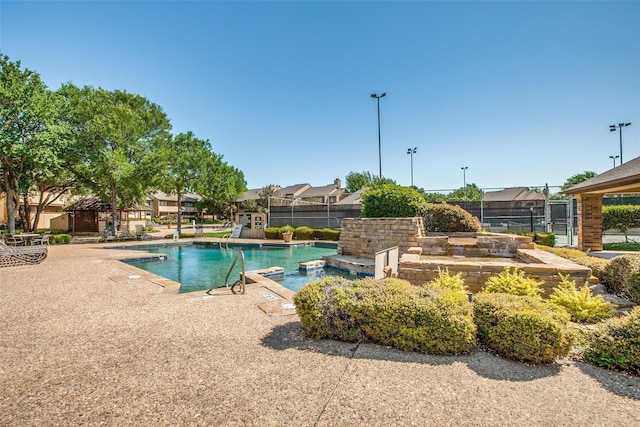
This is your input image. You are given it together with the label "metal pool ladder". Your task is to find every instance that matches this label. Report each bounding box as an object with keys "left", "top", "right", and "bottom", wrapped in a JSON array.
[{"left": 208, "top": 250, "right": 245, "bottom": 295}]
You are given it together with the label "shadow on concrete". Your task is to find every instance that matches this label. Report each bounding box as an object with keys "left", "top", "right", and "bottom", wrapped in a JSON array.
[
  {"left": 262, "top": 322, "right": 561, "bottom": 382},
  {"left": 575, "top": 361, "right": 640, "bottom": 400}
]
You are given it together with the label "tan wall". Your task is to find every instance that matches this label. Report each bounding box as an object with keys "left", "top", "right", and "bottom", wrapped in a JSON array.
[{"left": 338, "top": 217, "right": 423, "bottom": 259}]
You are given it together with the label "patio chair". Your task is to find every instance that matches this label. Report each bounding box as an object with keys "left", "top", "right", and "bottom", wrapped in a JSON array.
[
  {"left": 5, "top": 234, "right": 25, "bottom": 246},
  {"left": 31, "top": 232, "right": 51, "bottom": 246},
  {"left": 194, "top": 224, "right": 205, "bottom": 238},
  {"left": 0, "top": 241, "right": 48, "bottom": 268}
]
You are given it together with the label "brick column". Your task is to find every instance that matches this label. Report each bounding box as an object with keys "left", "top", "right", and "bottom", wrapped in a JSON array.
[{"left": 577, "top": 194, "right": 603, "bottom": 251}]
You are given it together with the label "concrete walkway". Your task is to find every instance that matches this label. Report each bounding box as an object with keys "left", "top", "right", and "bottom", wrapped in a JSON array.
[{"left": 1, "top": 240, "right": 639, "bottom": 426}]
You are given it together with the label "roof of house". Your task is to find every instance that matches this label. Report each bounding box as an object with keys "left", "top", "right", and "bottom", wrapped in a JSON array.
[
  {"left": 275, "top": 184, "right": 311, "bottom": 198},
  {"left": 149, "top": 191, "right": 201, "bottom": 202},
  {"left": 562, "top": 156, "right": 640, "bottom": 195},
  {"left": 483, "top": 187, "right": 545, "bottom": 202},
  {"left": 237, "top": 186, "right": 281, "bottom": 202},
  {"left": 299, "top": 184, "right": 345, "bottom": 199},
  {"left": 334, "top": 188, "right": 365, "bottom": 205}
]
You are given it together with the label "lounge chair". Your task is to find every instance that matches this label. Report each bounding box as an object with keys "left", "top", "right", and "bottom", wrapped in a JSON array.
[
  {"left": 135, "top": 225, "right": 151, "bottom": 240},
  {"left": 0, "top": 241, "right": 47, "bottom": 267},
  {"left": 194, "top": 224, "right": 205, "bottom": 238},
  {"left": 118, "top": 225, "right": 136, "bottom": 241}
]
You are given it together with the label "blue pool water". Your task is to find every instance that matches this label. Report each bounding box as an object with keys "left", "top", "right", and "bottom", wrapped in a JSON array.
[{"left": 123, "top": 243, "right": 350, "bottom": 293}]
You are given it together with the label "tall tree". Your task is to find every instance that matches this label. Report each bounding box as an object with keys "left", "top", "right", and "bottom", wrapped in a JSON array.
[
  {"left": 446, "top": 183, "right": 483, "bottom": 202},
  {"left": 157, "top": 132, "right": 212, "bottom": 234},
  {"left": 196, "top": 156, "right": 246, "bottom": 221},
  {"left": 0, "top": 52, "right": 71, "bottom": 233},
  {"left": 61, "top": 84, "right": 171, "bottom": 230},
  {"left": 345, "top": 170, "right": 396, "bottom": 193}
]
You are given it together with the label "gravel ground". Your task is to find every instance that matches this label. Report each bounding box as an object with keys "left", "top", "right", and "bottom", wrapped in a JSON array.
[{"left": 1, "top": 242, "right": 639, "bottom": 426}]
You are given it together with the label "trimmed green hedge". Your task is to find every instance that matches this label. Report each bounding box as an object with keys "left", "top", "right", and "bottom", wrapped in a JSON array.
[
  {"left": 294, "top": 226, "right": 315, "bottom": 240},
  {"left": 602, "top": 205, "right": 640, "bottom": 240},
  {"left": 584, "top": 307, "right": 640, "bottom": 374},
  {"left": 294, "top": 277, "right": 477, "bottom": 355},
  {"left": 473, "top": 292, "right": 575, "bottom": 364},
  {"left": 361, "top": 184, "right": 427, "bottom": 218}
]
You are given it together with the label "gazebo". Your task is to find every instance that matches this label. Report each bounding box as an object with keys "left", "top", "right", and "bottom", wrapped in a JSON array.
[
  {"left": 64, "top": 197, "right": 152, "bottom": 233},
  {"left": 562, "top": 156, "right": 640, "bottom": 251}
]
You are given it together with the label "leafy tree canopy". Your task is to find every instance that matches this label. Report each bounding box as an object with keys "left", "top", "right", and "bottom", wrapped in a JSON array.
[
  {"left": 345, "top": 170, "right": 397, "bottom": 193},
  {"left": 561, "top": 171, "right": 597, "bottom": 191}
]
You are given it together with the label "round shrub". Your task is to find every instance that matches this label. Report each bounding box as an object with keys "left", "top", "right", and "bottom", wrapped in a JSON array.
[
  {"left": 294, "top": 277, "right": 477, "bottom": 355},
  {"left": 52, "top": 234, "right": 72, "bottom": 244},
  {"left": 473, "top": 292, "right": 575, "bottom": 364},
  {"left": 294, "top": 226, "right": 315, "bottom": 240},
  {"left": 426, "top": 267, "right": 468, "bottom": 295},
  {"left": 548, "top": 275, "right": 615, "bottom": 323},
  {"left": 423, "top": 203, "right": 481, "bottom": 232},
  {"left": 604, "top": 254, "right": 640, "bottom": 303},
  {"left": 584, "top": 307, "right": 640, "bottom": 374},
  {"left": 361, "top": 184, "right": 427, "bottom": 218},
  {"left": 264, "top": 227, "right": 280, "bottom": 239},
  {"left": 483, "top": 267, "right": 543, "bottom": 298}
]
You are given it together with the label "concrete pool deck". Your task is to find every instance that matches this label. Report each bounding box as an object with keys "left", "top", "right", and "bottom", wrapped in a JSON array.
[{"left": 1, "top": 241, "right": 640, "bottom": 426}]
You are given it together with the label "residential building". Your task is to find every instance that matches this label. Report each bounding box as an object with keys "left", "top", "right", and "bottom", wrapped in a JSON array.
[{"left": 148, "top": 192, "right": 201, "bottom": 218}]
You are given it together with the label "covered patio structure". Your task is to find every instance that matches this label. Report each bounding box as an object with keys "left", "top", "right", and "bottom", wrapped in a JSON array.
[{"left": 563, "top": 156, "right": 640, "bottom": 251}]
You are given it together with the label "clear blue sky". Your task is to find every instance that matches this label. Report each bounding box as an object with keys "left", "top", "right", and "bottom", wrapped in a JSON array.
[{"left": 2, "top": 1, "right": 638, "bottom": 194}]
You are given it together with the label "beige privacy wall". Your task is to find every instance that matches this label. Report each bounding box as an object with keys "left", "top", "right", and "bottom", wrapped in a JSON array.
[{"left": 338, "top": 217, "right": 424, "bottom": 258}]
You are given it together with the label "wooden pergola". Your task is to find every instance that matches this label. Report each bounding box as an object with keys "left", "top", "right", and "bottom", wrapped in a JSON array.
[{"left": 562, "top": 156, "right": 640, "bottom": 251}]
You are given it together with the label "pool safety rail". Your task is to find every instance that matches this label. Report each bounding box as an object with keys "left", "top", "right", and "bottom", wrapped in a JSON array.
[{"left": 208, "top": 250, "right": 246, "bottom": 295}]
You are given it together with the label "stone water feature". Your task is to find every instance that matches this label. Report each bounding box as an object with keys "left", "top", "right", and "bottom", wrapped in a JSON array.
[{"left": 325, "top": 218, "right": 595, "bottom": 295}]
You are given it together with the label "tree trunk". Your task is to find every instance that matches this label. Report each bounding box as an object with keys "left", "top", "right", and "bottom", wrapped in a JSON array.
[
  {"left": 110, "top": 180, "right": 119, "bottom": 231},
  {"left": 4, "top": 169, "right": 16, "bottom": 234},
  {"left": 176, "top": 190, "right": 182, "bottom": 235}
]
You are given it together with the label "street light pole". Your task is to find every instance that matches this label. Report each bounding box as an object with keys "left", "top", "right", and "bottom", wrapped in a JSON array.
[
  {"left": 407, "top": 147, "right": 417, "bottom": 187},
  {"left": 371, "top": 92, "right": 387, "bottom": 178},
  {"left": 610, "top": 122, "right": 631, "bottom": 164},
  {"left": 609, "top": 155, "right": 620, "bottom": 168},
  {"left": 461, "top": 166, "right": 468, "bottom": 201}
]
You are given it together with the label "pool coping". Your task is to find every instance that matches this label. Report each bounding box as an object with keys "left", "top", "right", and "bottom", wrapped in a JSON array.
[{"left": 109, "top": 239, "right": 336, "bottom": 309}]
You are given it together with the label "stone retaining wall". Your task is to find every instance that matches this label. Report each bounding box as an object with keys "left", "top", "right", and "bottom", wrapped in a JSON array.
[{"left": 338, "top": 217, "right": 423, "bottom": 259}]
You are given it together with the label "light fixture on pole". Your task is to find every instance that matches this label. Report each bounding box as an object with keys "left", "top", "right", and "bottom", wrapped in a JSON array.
[
  {"left": 609, "top": 155, "right": 620, "bottom": 168},
  {"left": 610, "top": 122, "right": 631, "bottom": 164},
  {"left": 407, "top": 147, "right": 417, "bottom": 187},
  {"left": 461, "top": 166, "right": 468, "bottom": 201},
  {"left": 371, "top": 92, "right": 387, "bottom": 178}
]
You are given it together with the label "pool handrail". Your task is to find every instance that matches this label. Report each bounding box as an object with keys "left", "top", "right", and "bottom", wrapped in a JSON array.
[{"left": 207, "top": 250, "right": 245, "bottom": 295}]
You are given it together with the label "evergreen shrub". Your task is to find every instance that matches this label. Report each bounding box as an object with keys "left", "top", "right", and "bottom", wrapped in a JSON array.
[
  {"left": 264, "top": 227, "right": 281, "bottom": 239},
  {"left": 314, "top": 228, "right": 340, "bottom": 241},
  {"left": 51, "top": 234, "right": 72, "bottom": 244},
  {"left": 548, "top": 275, "right": 615, "bottom": 323},
  {"left": 604, "top": 254, "right": 640, "bottom": 303},
  {"left": 584, "top": 307, "right": 640, "bottom": 374},
  {"left": 423, "top": 203, "right": 481, "bottom": 232},
  {"left": 293, "top": 277, "right": 477, "bottom": 355},
  {"left": 483, "top": 267, "right": 543, "bottom": 298},
  {"left": 294, "top": 226, "right": 315, "bottom": 240},
  {"left": 473, "top": 292, "right": 575, "bottom": 364}
]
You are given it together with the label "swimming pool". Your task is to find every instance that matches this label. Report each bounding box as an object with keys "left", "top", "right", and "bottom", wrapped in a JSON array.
[{"left": 122, "top": 243, "right": 349, "bottom": 293}]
